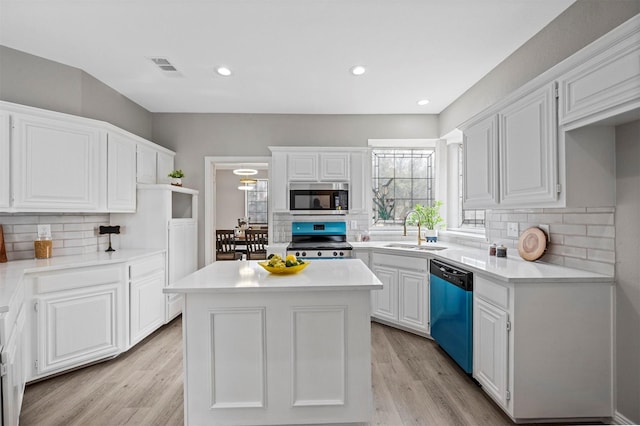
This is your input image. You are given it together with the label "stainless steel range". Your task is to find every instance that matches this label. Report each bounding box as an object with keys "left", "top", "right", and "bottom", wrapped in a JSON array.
[{"left": 286, "top": 221, "right": 353, "bottom": 259}]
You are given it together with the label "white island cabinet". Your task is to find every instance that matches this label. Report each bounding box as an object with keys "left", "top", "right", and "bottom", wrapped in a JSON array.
[{"left": 165, "top": 259, "right": 382, "bottom": 426}]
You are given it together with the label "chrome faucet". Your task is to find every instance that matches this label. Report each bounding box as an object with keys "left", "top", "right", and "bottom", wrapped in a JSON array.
[{"left": 402, "top": 210, "right": 423, "bottom": 245}]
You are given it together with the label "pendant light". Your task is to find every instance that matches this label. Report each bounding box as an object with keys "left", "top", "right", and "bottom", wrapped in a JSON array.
[
  {"left": 233, "top": 168, "right": 258, "bottom": 176},
  {"left": 238, "top": 177, "right": 257, "bottom": 191}
]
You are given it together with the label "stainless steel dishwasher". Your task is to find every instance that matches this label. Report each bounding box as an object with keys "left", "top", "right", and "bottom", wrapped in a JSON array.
[{"left": 429, "top": 258, "right": 473, "bottom": 374}]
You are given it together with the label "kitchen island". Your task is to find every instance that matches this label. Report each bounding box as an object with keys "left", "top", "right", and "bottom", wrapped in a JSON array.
[{"left": 165, "top": 258, "right": 382, "bottom": 426}]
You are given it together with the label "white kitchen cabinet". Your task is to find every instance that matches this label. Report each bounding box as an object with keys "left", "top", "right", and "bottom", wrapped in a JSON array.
[
  {"left": 107, "top": 130, "right": 137, "bottom": 212},
  {"left": 348, "top": 149, "right": 369, "bottom": 214},
  {"left": 559, "top": 24, "right": 640, "bottom": 129},
  {"left": 462, "top": 114, "right": 499, "bottom": 208},
  {"left": 136, "top": 144, "right": 157, "bottom": 184},
  {"left": 31, "top": 265, "right": 125, "bottom": 378},
  {"left": 498, "top": 83, "right": 558, "bottom": 206},
  {"left": 472, "top": 274, "right": 613, "bottom": 422},
  {"left": 463, "top": 83, "right": 558, "bottom": 209},
  {"left": 0, "top": 111, "right": 10, "bottom": 209},
  {"left": 473, "top": 295, "right": 509, "bottom": 409},
  {"left": 319, "top": 152, "right": 350, "bottom": 181},
  {"left": 370, "top": 264, "right": 397, "bottom": 322},
  {"left": 129, "top": 253, "right": 166, "bottom": 347},
  {"left": 371, "top": 252, "right": 429, "bottom": 335},
  {"left": 287, "top": 153, "right": 318, "bottom": 181},
  {"left": 270, "top": 151, "right": 288, "bottom": 212},
  {"left": 156, "top": 150, "right": 175, "bottom": 184},
  {"left": 11, "top": 112, "right": 107, "bottom": 211},
  {"left": 1, "top": 301, "right": 26, "bottom": 426},
  {"left": 112, "top": 185, "right": 198, "bottom": 323}
]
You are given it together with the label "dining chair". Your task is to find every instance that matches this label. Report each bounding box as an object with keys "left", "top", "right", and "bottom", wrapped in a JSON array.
[
  {"left": 216, "top": 230, "right": 241, "bottom": 261},
  {"left": 245, "top": 229, "right": 268, "bottom": 260}
]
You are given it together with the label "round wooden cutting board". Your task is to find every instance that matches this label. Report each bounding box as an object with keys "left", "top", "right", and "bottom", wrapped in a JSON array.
[{"left": 518, "top": 227, "right": 548, "bottom": 261}]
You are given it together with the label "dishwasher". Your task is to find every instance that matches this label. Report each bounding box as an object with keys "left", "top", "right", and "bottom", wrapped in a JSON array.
[{"left": 429, "top": 258, "right": 473, "bottom": 374}]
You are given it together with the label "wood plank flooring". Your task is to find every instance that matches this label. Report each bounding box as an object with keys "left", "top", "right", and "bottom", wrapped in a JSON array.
[{"left": 20, "top": 318, "right": 604, "bottom": 426}]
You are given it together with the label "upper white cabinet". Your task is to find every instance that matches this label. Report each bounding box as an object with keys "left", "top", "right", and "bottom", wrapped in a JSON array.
[
  {"left": 107, "top": 131, "right": 137, "bottom": 212},
  {"left": 559, "top": 22, "right": 640, "bottom": 129},
  {"left": 349, "top": 149, "right": 370, "bottom": 214},
  {"left": 0, "top": 111, "right": 10, "bottom": 209},
  {"left": 270, "top": 151, "right": 288, "bottom": 212},
  {"left": 156, "top": 151, "right": 175, "bottom": 184},
  {"left": 11, "top": 112, "right": 107, "bottom": 211},
  {"left": 463, "top": 115, "right": 499, "bottom": 208},
  {"left": 287, "top": 151, "right": 350, "bottom": 182},
  {"left": 463, "top": 83, "right": 558, "bottom": 209},
  {"left": 0, "top": 101, "right": 176, "bottom": 212},
  {"left": 137, "top": 144, "right": 158, "bottom": 184},
  {"left": 498, "top": 83, "right": 558, "bottom": 206}
]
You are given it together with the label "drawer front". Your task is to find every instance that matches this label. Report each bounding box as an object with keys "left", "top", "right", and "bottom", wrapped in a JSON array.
[
  {"left": 130, "top": 253, "right": 165, "bottom": 280},
  {"left": 475, "top": 276, "right": 509, "bottom": 310},
  {"left": 372, "top": 252, "right": 428, "bottom": 273},
  {"left": 34, "top": 266, "right": 123, "bottom": 294}
]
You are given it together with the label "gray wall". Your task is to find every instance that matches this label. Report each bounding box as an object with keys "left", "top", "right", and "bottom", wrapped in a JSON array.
[
  {"left": 615, "top": 119, "right": 640, "bottom": 423},
  {"left": 152, "top": 113, "right": 438, "bottom": 266},
  {"left": 439, "top": 0, "right": 640, "bottom": 135},
  {"left": 0, "top": 45, "right": 153, "bottom": 139}
]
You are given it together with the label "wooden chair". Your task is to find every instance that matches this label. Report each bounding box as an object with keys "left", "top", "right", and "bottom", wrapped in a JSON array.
[
  {"left": 245, "top": 229, "right": 268, "bottom": 260},
  {"left": 216, "top": 230, "right": 241, "bottom": 261}
]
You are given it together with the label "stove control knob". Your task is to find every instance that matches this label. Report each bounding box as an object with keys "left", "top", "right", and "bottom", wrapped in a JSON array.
[
  {"left": 333, "top": 251, "right": 338, "bottom": 257},
  {"left": 317, "top": 251, "right": 322, "bottom": 257},
  {"left": 301, "top": 252, "right": 306, "bottom": 257},
  {"left": 339, "top": 252, "right": 344, "bottom": 257},
  {"left": 295, "top": 252, "right": 300, "bottom": 257}
]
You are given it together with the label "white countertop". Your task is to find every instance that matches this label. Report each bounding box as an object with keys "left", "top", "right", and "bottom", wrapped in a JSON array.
[
  {"left": 0, "top": 249, "right": 165, "bottom": 313},
  {"left": 352, "top": 240, "right": 613, "bottom": 283},
  {"left": 165, "top": 258, "right": 383, "bottom": 293}
]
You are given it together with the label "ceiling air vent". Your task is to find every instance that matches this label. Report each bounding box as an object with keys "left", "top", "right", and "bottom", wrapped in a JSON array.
[{"left": 148, "top": 57, "right": 182, "bottom": 76}]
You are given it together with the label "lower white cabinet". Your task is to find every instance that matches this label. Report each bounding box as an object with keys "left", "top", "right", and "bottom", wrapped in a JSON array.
[
  {"left": 129, "top": 254, "right": 166, "bottom": 347},
  {"left": 31, "top": 265, "right": 125, "bottom": 378},
  {"left": 473, "top": 274, "right": 613, "bottom": 422},
  {"left": 167, "top": 219, "right": 197, "bottom": 321},
  {"left": 1, "top": 304, "right": 26, "bottom": 426},
  {"left": 371, "top": 252, "right": 429, "bottom": 335}
]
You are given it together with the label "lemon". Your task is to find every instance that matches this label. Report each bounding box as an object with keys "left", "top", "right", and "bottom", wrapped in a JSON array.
[{"left": 285, "top": 254, "right": 298, "bottom": 263}]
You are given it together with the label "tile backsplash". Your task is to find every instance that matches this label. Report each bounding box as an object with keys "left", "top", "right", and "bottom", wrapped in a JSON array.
[
  {"left": 0, "top": 213, "right": 110, "bottom": 261},
  {"left": 447, "top": 207, "right": 615, "bottom": 276},
  {"left": 272, "top": 212, "right": 370, "bottom": 244}
]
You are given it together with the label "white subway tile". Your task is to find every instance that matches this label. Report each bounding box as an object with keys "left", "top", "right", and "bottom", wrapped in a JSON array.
[
  {"left": 8, "top": 251, "right": 34, "bottom": 261},
  {"left": 547, "top": 245, "right": 587, "bottom": 259},
  {"left": 50, "top": 224, "right": 63, "bottom": 232},
  {"left": 586, "top": 207, "right": 615, "bottom": 213},
  {"left": 13, "top": 242, "right": 34, "bottom": 251},
  {"left": 548, "top": 234, "right": 564, "bottom": 245},
  {"left": 0, "top": 224, "right": 12, "bottom": 233},
  {"left": 527, "top": 213, "right": 564, "bottom": 224},
  {"left": 63, "top": 223, "right": 84, "bottom": 232},
  {"left": 0, "top": 215, "right": 39, "bottom": 225},
  {"left": 5, "top": 233, "right": 35, "bottom": 243},
  {"left": 13, "top": 224, "right": 37, "bottom": 234},
  {"left": 587, "top": 249, "right": 615, "bottom": 263},
  {"left": 538, "top": 253, "right": 564, "bottom": 266},
  {"left": 564, "top": 235, "right": 615, "bottom": 251},
  {"left": 542, "top": 207, "right": 586, "bottom": 214},
  {"left": 83, "top": 215, "right": 110, "bottom": 223},
  {"left": 587, "top": 225, "right": 615, "bottom": 238},
  {"left": 564, "top": 213, "right": 614, "bottom": 225},
  {"left": 45, "top": 215, "right": 85, "bottom": 224},
  {"left": 503, "top": 213, "right": 528, "bottom": 222},
  {"left": 64, "top": 239, "right": 85, "bottom": 248},
  {"left": 549, "top": 224, "right": 586, "bottom": 236},
  {"left": 564, "top": 257, "right": 614, "bottom": 276},
  {"left": 55, "top": 247, "right": 83, "bottom": 257}
]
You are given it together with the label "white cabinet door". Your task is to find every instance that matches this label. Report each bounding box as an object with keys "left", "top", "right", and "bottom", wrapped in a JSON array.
[
  {"left": 0, "top": 111, "right": 10, "bottom": 209},
  {"left": 370, "top": 265, "right": 397, "bottom": 322},
  {"left": 156, "top": 151, "right": 175, "bottom": 184},
  {"left": 499, "top": 83, "right": 558, "bottom": 206},
  {"left": 130, "top": 271, "right": 165, "bottom": 346},
  {"left": 288, "top": 153, "right": 318, "bottom": 181},
  {"left": 349, "top": 150, "right": 368, "bottom": 213},
  {"left": 270, "top": 152, "right": 288, "bottom": 212},
  {"left": 474, "top": 296, "right": 509, "bottom": 410},
  {"left": 11, "top": 113, "right": 106, "bottom": 211},
  {"left": 35, "top": 282, "right": 123, "bottom": 376},
  {"left": 137, "top": 144, "right": 157, "bottom": 184},
  {"left": 107, "top": 131, "right": 137, "bottom": 212},
  {"left": 559, "top": 29, "right": 640, "bottom": 127},
  {"left": 1, "top": 305, "right": 26, "bottom": 426},
  {"left": 319, "top": 153, "right": 350, "bottom": 181},
  {"left": 398, "top": 270, "right": 428, "bottom": 333},
  {"left": 463, "top": 115, "right": 499, "bottom": 208}
]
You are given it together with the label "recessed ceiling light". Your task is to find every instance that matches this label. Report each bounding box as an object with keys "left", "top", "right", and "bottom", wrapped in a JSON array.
[
  {"left": 417, "top": 99, "right": 430, "bottom": 106},
  {"left": 350, "top": 65, "right": 366, "bottom": 76},
  {"left": 216, "top": 67, "right": 232, "bottom": 76}
]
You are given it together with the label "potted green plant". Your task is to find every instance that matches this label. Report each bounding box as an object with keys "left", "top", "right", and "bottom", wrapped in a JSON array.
[
  {"left": 168, "top": 169, "right": 184, "bottom": 186},
  {"left": 411, "top": 201, "right": 445, "bottom": 242}
]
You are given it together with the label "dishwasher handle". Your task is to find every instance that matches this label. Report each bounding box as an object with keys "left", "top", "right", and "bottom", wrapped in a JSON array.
[{"left": 430, "top": 259, "right": 473, "bottom": 291}]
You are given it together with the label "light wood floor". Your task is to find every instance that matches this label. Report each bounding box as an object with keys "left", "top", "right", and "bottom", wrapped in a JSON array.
[{"left": 20, "top": 318, "right": 603, "bottom": 426}]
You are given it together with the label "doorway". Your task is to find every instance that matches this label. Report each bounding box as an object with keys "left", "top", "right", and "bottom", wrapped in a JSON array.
[{"left": 204, "top": 156, "right": 271, "bottom": 265}]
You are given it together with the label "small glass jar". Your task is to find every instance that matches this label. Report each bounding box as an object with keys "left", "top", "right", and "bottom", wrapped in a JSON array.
[
  {"left": 496, "top": 244, "right": 507, "bottom": 258},
  {"left": 34, "top": 238, "right": 53, "bottom": 259},
  {"left": 489, "top": 243, "right": 497, "bottom": 256}
]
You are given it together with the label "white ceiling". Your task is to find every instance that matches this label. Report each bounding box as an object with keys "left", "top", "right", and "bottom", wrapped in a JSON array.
[{"left": 0, "top": 0, "right": 575, "bottom": 114}]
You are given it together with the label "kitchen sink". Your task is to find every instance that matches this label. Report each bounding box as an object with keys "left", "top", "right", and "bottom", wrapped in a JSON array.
[{"left": 384, "top": 243, "right": 447, "bottom": 251}]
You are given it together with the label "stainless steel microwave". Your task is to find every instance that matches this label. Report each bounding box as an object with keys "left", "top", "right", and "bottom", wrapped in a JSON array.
[{"left": 289, "top": 183, "right": 349, "bottom": 215}]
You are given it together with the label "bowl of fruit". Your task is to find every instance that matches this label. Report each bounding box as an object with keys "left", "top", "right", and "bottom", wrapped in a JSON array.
[{"left": 258, "top": 254, "right": 309, "bottom": 274}]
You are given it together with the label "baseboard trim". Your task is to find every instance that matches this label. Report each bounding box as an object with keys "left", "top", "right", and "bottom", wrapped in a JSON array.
[{"left": 613, "top": 411, "right": 636, "bottom": 425}]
